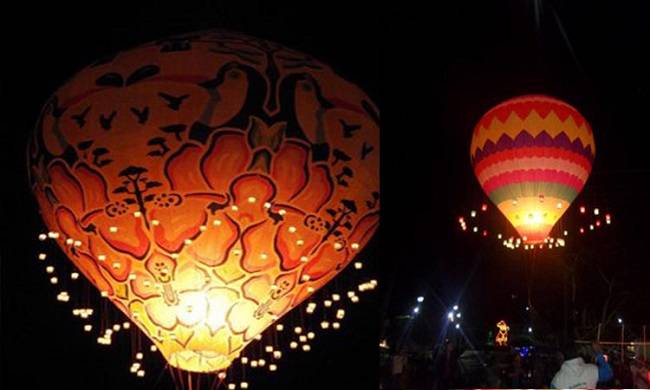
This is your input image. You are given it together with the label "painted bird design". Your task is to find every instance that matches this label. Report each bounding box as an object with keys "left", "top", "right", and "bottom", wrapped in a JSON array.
[
  {"left": 189, "top": 62, "right": 256, "bottom": 142},
  {"left": 99, "top": 111, "right": 117, "bottom": 130},
  {"left": 71, "top": 106, "right": 91, "bottom": 128},
  {"left": 158, "top": 92, "right": 189, "bottom": 111}
]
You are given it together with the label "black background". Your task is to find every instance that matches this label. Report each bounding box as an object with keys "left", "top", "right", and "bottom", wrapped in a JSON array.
[{"left": 2, "top": 1, "right": 650, "bottom": 389}]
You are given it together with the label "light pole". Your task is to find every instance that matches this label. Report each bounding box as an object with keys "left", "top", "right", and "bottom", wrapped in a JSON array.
[{"left": 619, "top": 317, "right": 625, "bottom": 363}]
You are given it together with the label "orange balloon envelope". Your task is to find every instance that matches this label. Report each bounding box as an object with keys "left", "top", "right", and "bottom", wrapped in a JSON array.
[
  {"left": 27, "top": 30, "right": 379, "bottom": 373},
  {"left": 470, "top": 95, "right": 595, "bottom": 243}
]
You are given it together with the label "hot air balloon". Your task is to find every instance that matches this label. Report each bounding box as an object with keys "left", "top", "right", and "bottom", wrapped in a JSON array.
[
  {"left": 470, "top": 95, "right": 594, "bottom": 244},
  {"left": 27, "top": 30, "right": 379, "bottom": 374}
]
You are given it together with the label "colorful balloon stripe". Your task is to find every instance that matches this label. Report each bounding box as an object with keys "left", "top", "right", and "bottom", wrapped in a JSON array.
[
  {"left": 473, "top": 147, "right": 592, "bottom": 175},
  {"left": 488, "top": 183, "right": 578, "bottom": 206},
  {"left": 476, "top": 157, "right": 590, "bottom": 188},
  {"left": 472, "top": 130, "right": 595, "bottom": 165},
  {"left": 472, "top": 115, "right": 593, "bottom": 156},
  {"left": 481, "top": 169, "right": 584, "bottom": 195}
]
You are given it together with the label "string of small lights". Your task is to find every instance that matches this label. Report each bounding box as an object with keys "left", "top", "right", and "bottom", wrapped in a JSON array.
[
  {"left": 457, "top": 202, "right": 613, "bottom": 250},
  {"left": 36, "top": 228, "right": 378, "bottom": 389}
]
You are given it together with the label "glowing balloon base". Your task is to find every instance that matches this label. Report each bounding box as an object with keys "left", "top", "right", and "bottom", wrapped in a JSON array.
[
  {"left": 37, "top": 229, "right": 378, "bottom": 386},
  {"left": 497, "top": 195, "right": 569, "bottom": 244},
  {"left": 163, "top": 334, "right": 234, "bottom": 373},
  {"left": 28, "top": 29, "right": 379, "bottom": 380}
]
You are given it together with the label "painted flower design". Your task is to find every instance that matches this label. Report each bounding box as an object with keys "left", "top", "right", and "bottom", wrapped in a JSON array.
[{"left": 29, "top": 30, "right": 379, "bottom": 373}]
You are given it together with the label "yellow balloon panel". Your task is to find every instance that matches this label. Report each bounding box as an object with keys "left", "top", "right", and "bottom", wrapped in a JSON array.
[{"left": 496, "top": 195, "right": 567, "bottom": 243}]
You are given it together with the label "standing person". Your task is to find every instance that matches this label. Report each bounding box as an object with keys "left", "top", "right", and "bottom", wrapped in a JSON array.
[
  {"left": 550, "top": 342, "right": 613, "bottom": 388},
  {"left": 434, "top": 341, "right": 459, "bottom": 389},
  {"left": 391, "top": 350, "right": 408, "bottom": 389},
  {"left": 630, "top": 359, "right": 650, "bottom": 388},
  {"left": 531, "top": 353, "right": 547, "bottom": 388},
  {"left": 509, "top": 352, "right": 526, "bottom": 388},
  {"left": 611, "top": 351, "right": 633, "bottom": 388},
  {"left": 591, "top": 343, "right": 616, "bottom": 388}
]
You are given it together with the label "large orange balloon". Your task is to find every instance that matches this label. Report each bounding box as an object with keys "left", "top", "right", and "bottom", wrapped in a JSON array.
[
  {"left": 27, "top": 30, "right": 379, "bottom": 373},
  {"left": 470, "top": 95, "right": 594, "bottom": 243}
]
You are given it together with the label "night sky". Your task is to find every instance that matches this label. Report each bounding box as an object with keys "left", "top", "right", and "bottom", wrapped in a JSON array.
[
  {"left": 382, "top": 0, "right": 650, "bottom": 351},
  {"left": 2, "top": 1, "right": 650, "bottom": 389}
]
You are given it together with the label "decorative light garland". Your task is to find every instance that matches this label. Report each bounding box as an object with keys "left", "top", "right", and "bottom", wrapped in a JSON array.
[
  {"left": 457, "top": 203, "right": 613, "bottom": 250},
  {"left": 36, "top": 229, "right": 378, "bottom": 388}
]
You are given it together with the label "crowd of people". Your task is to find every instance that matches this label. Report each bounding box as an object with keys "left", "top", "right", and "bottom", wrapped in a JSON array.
[{"left": 380, "top": 341, "right": 650, "bottom": 389}]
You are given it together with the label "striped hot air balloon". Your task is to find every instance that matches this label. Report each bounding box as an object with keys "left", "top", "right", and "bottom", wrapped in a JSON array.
[{"left": 470, "top": 95, "right": 595, "bottom": 244}]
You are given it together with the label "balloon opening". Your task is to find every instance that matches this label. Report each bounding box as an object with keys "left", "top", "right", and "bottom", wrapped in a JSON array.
[
  {"left": 516, "top": 225, "right": 552, "bottom": 244},
  {"left": 496, "top": 195, "right": 568, "bottom": 244},
  {"left": 168, "top": 349, "right": 232, "bottom": 373}
]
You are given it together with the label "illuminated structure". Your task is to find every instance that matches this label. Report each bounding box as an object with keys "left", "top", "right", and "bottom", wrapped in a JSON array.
[
  {"left": 495, "top": 320, "right": 510, "bottom": 346},
  {"left": 470, "top": 95, "right": 595, "bottom": 244},
  {"left": 28, "top": 30, "right": 379, "bottom": 374}
]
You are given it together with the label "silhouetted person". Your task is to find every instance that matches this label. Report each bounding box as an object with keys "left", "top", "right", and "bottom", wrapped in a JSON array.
[
  {"left": 434, "top": 341, "right": 459, "bottom": 389},
  {"left": 391, "top": 351, "right": 407, "bottom": 389},
  {"left": 630, "top": 359, "right": 650, "bottom": 388},
  {"left": 509, "top": 352, "right": 525, "bottom": 387},
  {"left": 531, "top": 354, "right": 545, "bottom": 388}
]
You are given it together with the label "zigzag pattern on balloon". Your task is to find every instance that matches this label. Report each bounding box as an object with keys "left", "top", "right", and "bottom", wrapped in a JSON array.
[
  {"left": 470, "top": 95, "right": 595, "bottom": 158},
  {"left": 472, "top": 130, "right": 595, "bottom": 165}
]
